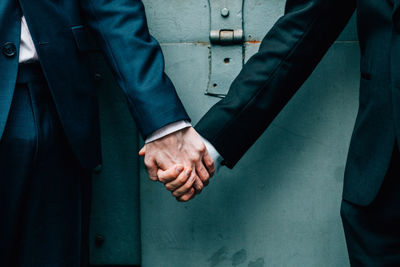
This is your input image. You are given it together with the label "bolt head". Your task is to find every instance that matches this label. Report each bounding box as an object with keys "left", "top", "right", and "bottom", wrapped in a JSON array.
[{"left": 221, "top": 8, "right": 230, "bottom": 17}]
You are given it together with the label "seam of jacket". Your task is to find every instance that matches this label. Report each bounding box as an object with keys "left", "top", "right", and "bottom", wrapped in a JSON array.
[
  {"left": 84, "top": 0, "right": 145, "bottom": 124},
  {"left": 210, "top": 1, "right": 330, "bottom": 148}
]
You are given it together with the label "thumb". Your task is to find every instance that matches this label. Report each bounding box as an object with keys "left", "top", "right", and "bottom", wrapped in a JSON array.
[
  {"left": 157, "top": 164, "right": 184, "bottom": 184},
  {"left": 138, "top": 146, "right": 146, "bottom": 156}
]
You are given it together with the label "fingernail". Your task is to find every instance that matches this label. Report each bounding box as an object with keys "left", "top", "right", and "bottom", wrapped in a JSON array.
[
  {"left": 176, "top": 166, "right": 184, "bottom": 173},
  {"left": 185, "top": 170, "right": 191, "bottom": 177}
]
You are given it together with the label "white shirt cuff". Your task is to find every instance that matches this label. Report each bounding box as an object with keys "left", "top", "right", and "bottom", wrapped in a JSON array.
[
  {"left": 145, "top": 120, "right": 192, "bottom": 144},
  {"left": 201, "top": 136, "right": 223, "bottom": 170}
]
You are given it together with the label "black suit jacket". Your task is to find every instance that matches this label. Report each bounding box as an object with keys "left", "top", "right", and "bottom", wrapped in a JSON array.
[{"left": 196, "top": 0, "right": 399, "bottom": 206}]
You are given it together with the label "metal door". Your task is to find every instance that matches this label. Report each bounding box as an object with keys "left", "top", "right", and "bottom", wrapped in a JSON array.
[{"left": 89, "top": 0, "right": 360, "bottom": 266}]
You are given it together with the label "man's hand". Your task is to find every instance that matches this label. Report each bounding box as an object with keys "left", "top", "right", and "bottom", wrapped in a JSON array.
[
  {"left": 157, "top": 165, "right": 198, "bottom": 202},
  {"left": 139, "top": 127, "right": 215, "bottom": 201}
]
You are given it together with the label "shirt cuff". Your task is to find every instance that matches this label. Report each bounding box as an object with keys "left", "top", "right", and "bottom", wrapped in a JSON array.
[
  {"left": 201, "top": 136, "right": 223, "bottom": 170},
  {"left": 145, "top": 120, "right": 192, "bottom": 144}
]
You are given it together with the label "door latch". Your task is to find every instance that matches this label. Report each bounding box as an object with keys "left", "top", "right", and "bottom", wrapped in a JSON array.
[{"left": 206, "top": 0, "right": 244, "bottom": 97}]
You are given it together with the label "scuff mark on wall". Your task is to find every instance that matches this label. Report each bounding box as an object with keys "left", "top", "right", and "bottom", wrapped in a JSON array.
[{"left": 208, "top": 246, "right": 228, "bottom": 267}]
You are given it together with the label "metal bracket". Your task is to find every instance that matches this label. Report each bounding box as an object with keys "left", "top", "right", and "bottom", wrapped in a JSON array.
[{"left": 206, "top": 0, "right": 244, "bottom": 97}]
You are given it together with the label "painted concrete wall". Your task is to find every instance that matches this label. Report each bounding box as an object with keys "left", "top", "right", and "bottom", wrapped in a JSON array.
[
  {"left": 141, "top": 1, "right": 358, "bottom": 266},
  {"left": 90, "top": 1, "right": 360, "bottom": 266}
]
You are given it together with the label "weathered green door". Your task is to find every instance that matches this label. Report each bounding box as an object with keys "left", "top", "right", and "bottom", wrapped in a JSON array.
[{"left": 90, "top": 1, "right": 359, "bottom": 266}]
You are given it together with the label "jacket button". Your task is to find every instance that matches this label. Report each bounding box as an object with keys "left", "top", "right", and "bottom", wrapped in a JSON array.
[
  {"left": 94, "top": 73, "right": 102, "bottom": 81},
  {"left": 93, "top": 164, "right": 103, "bottom": 174},
  {"left": 2, "top": 42, "right": 17, "bottom": 57}
]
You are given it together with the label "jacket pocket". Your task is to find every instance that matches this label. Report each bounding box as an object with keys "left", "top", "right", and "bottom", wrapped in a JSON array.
[{"left": 71, "top": 25, "right": 100, "bottom": 52}]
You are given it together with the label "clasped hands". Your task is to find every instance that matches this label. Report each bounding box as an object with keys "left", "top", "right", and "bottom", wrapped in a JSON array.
[{"left": 139, "top": 127, "right": 215, "bottom": 202}]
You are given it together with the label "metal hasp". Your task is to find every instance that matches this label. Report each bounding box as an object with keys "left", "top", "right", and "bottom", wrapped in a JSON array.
[{"left": 207, "top": 0, "right": 244, "bottom": 97}]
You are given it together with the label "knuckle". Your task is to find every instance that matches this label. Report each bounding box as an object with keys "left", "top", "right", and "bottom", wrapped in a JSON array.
[
  {"left": 184, "top": 183, "right": 192, "bottom": 190},
  {"left": 207, "top": 161, "right": 215, "bottom": 169},
  {"left": 202, "top": 171, "right": 210, "bottom": 180},
  {"left": 144, "top": 160, "right": 153, "bottom": 168},
  {"left": 198, "top": 144, "right": 206, "bottom": 153},
  {"left": 196, "top": 184, "right": 204, "bottom": 191},
  {"left": 199, "top": 172, "right": 208, "bottom": 182},
  {"left": 178, "top": 176, "right": 188, "bottom": 184},
  {"left": 190, "top": 155, "right": 201, "bottom": 162},
  {"left": 165, "top": 184, "right": 173, "bottom": 191}
]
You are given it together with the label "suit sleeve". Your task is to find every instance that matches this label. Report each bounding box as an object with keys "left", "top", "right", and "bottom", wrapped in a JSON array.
[
  {"left": 195, "top": 0, "right": 356, "bottom": 168},
  {"left": 79, "top": 0, "right": 190, "bottom": 139}
]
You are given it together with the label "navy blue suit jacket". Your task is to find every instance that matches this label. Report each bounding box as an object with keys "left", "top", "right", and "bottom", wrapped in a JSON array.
[{"left": 0, "top": 0, "right": 189, "bottom": 169}]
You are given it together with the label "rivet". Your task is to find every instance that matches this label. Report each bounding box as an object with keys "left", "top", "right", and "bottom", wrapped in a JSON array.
[{"left": 221, "top": 8, "right": 230, "bottom": 18}]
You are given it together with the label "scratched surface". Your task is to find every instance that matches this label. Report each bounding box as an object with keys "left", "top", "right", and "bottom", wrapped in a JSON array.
[{"left": 140, "top": 0, "right": 357, "bottom": 266}]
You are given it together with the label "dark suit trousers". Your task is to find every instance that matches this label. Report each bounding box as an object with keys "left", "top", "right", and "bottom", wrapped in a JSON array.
[
  {"left": 0, "top": 64, "right": 91, "bottom": 267},
  {"left": 341, "top": 146, "right": 400, "bottom": 266}
]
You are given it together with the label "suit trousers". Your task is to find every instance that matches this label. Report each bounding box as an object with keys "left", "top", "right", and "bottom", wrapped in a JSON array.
[
  {"left": 341, "top": 145, "right": 400, "bottom": 266},
  {"left": 0, "top": 63, "right": 91, "bottom": 267}
]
